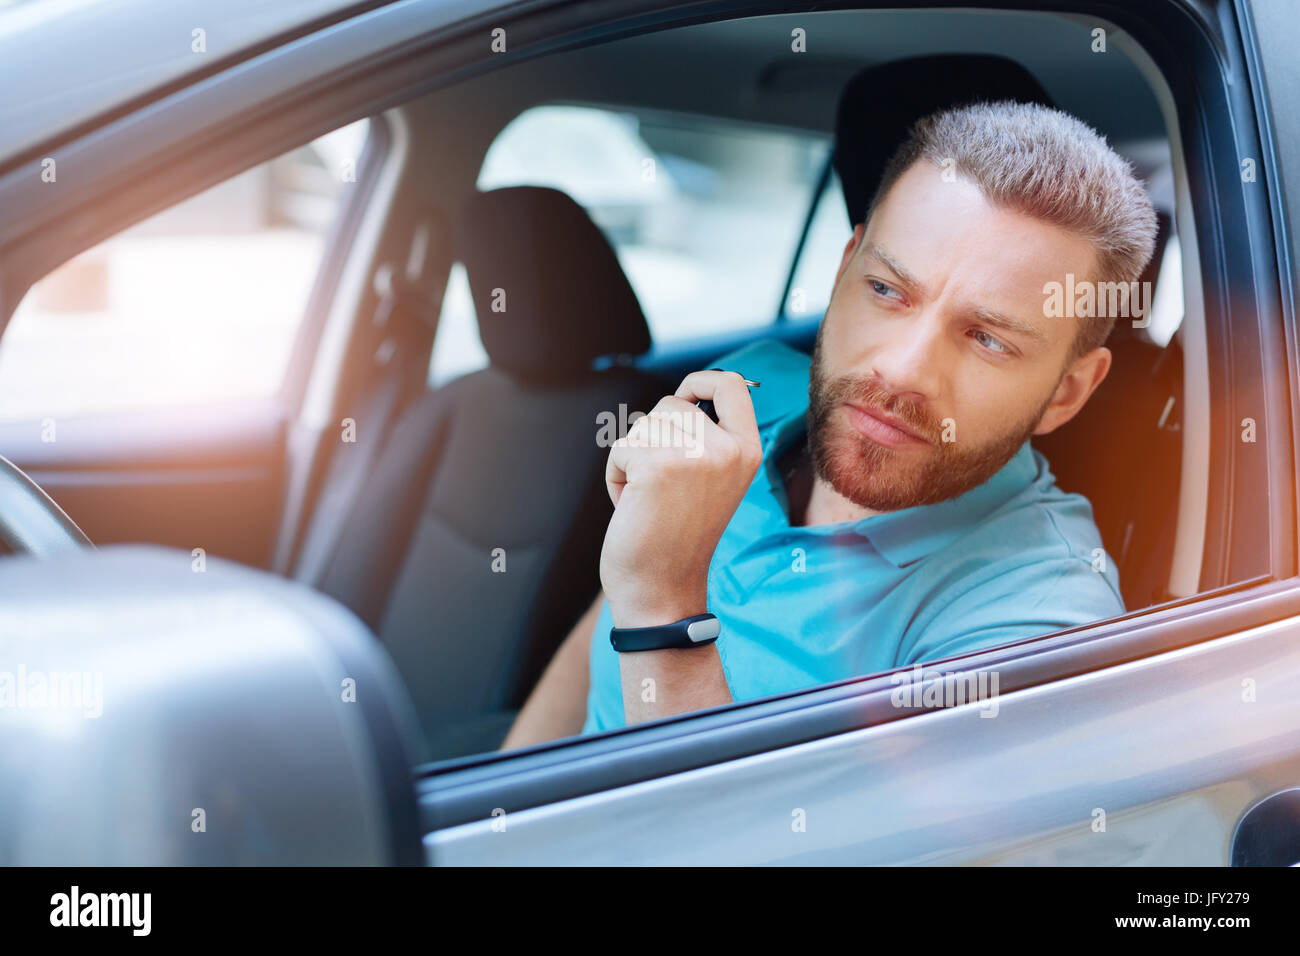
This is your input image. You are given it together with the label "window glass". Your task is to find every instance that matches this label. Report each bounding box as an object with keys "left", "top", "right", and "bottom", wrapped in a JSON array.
[
  {"left": 0, "top": 119, "right": 370, "bottom": 422},
  {"left": 429, "top": 105, "right": 829, "bottom": 386},
  {"left": 784, "top": 169, "right": 853, "bottom": 319}
]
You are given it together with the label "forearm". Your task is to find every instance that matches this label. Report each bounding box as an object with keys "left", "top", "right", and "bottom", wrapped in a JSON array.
[
  {"left": 610, "top": 593, "right": 733, "bottom": 723},
  {"left": 503, "top": 653, "right": 588, "bottom": 748},
  {"left": 618, "top": 644, "right": 732, "bottom": 724},
  {"left": 500, "top": 596, "right": 599, "bottom": 750}
]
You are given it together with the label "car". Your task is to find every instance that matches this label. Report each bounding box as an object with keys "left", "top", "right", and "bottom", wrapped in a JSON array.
[{"left": 1, "top": 0, "right": 1298, "bottom": 867}]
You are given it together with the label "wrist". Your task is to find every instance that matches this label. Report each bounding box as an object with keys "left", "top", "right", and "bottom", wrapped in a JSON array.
[{"left": 607, "top": 587, "right": 708, "bottom": 629}]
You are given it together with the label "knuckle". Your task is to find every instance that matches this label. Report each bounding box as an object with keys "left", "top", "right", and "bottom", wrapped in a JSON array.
[
  {"left": 716, "top": 440, "right": 744, "bottom": 468},
  {"left": 738, "top": 439, "right": 763, "bottom": 470},
  {"left": 652, "top": 395, "right": 677, "bottom": 415}
]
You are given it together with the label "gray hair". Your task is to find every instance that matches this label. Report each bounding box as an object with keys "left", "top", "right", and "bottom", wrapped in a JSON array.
[{"left": 865, "top": 100, "right": 1158, "bottom": 361}]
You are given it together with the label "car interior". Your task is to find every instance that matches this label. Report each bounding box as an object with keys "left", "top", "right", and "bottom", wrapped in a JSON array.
[
  {"left": 0, "top": 8, "right": 1205, "bottom": 768},
  {"left": 262, "top": 9, "right": 1199, "bottom": 763}
]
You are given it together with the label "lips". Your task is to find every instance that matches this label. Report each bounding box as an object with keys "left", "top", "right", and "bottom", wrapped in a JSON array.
[{"left": 845, "top": 402, "right": 930, "bottom": 449}]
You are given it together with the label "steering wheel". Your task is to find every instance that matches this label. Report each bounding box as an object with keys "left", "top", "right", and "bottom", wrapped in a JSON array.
[{"left": 0, "top": 454, "right": 92, "bottom": 555}]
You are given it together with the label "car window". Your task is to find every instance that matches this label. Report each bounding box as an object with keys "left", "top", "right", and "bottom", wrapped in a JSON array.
[
  {"left": 783, "top": 168, "right": 853, "bottom": 319},
  {"left": 0, "top": 119, "right": 370, "bottom": 422},
  {"left": 372, "top": 5, "right": 1236, "bottom": 772},
  {"left": 429, "top": 105, "right": 830, "bottom": 386}
]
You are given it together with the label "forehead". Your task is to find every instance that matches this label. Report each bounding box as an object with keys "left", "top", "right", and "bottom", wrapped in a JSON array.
[{"left": 862, "top": 160, "right": 1098, "bottom": 338}]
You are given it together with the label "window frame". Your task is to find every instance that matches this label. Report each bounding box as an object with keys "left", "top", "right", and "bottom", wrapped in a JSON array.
[
  {"left": 775, "top": 152, "right": 838, "bottom": 323},
  {"left": 0, "top": 0, "right": 1286, "bottom": 829},
  {"left": 411, "top": 0, "right": 1294, "bottom": 829},
  {"left": 281, "top": 115, "right": 392, "bottom": 414}
]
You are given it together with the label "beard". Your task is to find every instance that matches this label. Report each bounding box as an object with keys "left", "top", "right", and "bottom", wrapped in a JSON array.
[{"left": 806, "top": 334, "right": 1056, "bottom": 512}]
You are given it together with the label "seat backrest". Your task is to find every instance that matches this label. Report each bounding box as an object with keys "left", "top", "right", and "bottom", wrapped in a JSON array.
[
  {"left": 833, "top": 54, "right": 1054, "bottom": 226},
  {"left": 1032, "top": 213, "right": 1183, "bottom": 610},
  {"left": 317, "top": 186, "right": 668, "bottom": 760}
]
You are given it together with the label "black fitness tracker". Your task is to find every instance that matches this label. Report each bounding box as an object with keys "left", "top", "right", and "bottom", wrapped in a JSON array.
[{"left": 610, "top": 613, "right": 721, "bottom": 652}]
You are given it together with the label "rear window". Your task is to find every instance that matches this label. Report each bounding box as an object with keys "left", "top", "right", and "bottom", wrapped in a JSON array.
[{"left": 429, "top": 104, "right": 833, "bottom": 385}]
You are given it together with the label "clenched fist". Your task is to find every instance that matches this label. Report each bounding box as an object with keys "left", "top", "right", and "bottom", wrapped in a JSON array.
[{"left": 600, "top": 370, "right": 764, "bottom": 629}]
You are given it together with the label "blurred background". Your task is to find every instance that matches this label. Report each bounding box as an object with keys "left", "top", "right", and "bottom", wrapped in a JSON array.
[
  {"left": 0, "top": 120, "right": 368, "bottom": 423},
  {"left": 0, "top": 103, "right": 850, "bottom": 419}
]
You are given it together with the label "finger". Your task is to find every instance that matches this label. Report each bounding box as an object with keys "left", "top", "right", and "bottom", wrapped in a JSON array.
[
  {"left": 606, "top": 437, "right": 631, "bottom": 506},
  {"left": 632, "top": 404, "right": 705, "bottom": 459},
  {"left": 606, "top": 409, "right": 698, "bottom": 505},
  {"left": 651, "top": 394, "right": 712, "bottom": 428},
  {"left": 648, "top": 396, "right": 714, "bottom": 453},
  {"left": 674, "top": 370, "right": 759, "bottom": 440}
]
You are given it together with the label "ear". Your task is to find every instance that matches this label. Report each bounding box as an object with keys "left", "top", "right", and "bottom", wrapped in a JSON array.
[
  {"left": 1033, "top": 346, "right": 1112, "bottom": 436},
  {"left": 832, "top": 223, "right": 866, "bottom": 291}
]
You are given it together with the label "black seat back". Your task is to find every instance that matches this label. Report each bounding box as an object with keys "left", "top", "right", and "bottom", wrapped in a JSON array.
[
  {"left": 1032, "top": 214, "right": 1182, "bottom": 609},
  {"left": 833, "top": 54, "right": 1054, "bottom": 226},
  {"left": 317, "top": 187, "right": 668, "bottom": 760}
]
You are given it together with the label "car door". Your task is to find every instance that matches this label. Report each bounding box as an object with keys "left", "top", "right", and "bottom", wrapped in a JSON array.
[
  {"left": 0, "top": 125, "right": 382, "bottom": 569},
  {"left": 412, "top": 0, "right": 1300, "bottom": 866},
  {"left": 4, "top": 0, "right": 1296, "bottom": 868},
  {"left": 0, "top": 0, "right": 434, "bottom": 571}
]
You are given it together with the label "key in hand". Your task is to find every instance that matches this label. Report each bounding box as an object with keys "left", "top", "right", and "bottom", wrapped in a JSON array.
[{"left": 695, "top": 369, "right": 761, "bottom": 423}]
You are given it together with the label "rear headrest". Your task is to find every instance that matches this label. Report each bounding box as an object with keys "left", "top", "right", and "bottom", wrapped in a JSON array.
[
  {"left": 834, "top": 55, "right": 1054, "bottom": 226},
  {"left": 457, "top": 186, "right": 652, "bottom": 381}
]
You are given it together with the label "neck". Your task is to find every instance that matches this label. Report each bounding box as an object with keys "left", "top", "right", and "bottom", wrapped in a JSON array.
[
  {"left": 802, "top": 474, "right": 882, "bottom": 526},
  {"left": 784, "top": 441, "right": 883, "bottom": 527}
]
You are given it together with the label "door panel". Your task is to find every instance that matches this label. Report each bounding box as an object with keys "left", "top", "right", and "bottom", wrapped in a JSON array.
[
  {"left": 0, "top": 398, "right": 286, "bottom": 568},
  {"left": 427, "top": 614, "right": 1300, "bottom": 864}
]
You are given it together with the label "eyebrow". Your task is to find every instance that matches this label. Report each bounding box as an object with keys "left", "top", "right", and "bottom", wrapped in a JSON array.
[
  {"left": 863, "top": 243, "right": 1049, "bottom": 347},
  {"left": 863, "top": 244, "right": 926, "bottom": 297},
  {"left": 970, "top": 305, "right": 1050, "bottom": 346}
]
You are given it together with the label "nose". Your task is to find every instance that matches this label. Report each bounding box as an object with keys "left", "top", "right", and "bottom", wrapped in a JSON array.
[{"left": 868, "top": 308, "right": 946, "bottom": 403}]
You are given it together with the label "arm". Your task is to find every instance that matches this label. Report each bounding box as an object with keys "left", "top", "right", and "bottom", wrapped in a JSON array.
[
  {"left": 499, "top": 590, "right": 602, "bottom": 750},
  {"left": 618, "top": 643, "right": 733, "bottom": 724},
  {"left": 602, "top": 370, "right": 761, "bottom": 725}
]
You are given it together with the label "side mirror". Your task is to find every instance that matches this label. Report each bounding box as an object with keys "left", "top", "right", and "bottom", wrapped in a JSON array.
[{"left": 0, "top": 545, "right": 426, "bottom": 865}]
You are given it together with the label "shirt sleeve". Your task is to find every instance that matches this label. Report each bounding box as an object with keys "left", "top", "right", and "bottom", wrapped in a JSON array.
[
  {"left": 895, "top": 554, "right": 1126, "bottom": 667},
  {"left": 579, "top": 596, "right": 623, "bottom": 734}
]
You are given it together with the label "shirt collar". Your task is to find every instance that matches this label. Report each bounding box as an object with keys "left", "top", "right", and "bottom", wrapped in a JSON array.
[
  {"left": 854, "top": 440, "right": 1039, "bottom": 567},
  {"left": 758, "top": 403, "right": 1040, "bottom": 568}
]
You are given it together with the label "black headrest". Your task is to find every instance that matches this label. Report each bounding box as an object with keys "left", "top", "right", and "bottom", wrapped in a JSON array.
[
  {"left": 457, "top": 186, "right": 652, "bottom": 381},
  {"left": 834, "top": 55, "right": 1055, "bottom": 226}
]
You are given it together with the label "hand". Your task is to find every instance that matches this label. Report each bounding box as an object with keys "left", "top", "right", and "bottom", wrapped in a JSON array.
[{"left": 600, "top": 370, "right": 763, "bottom": 628}]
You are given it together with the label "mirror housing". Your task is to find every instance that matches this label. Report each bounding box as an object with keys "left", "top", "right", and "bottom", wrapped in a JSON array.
[{"left": 0, "top": 545, "right": 426, "bottom": 865}]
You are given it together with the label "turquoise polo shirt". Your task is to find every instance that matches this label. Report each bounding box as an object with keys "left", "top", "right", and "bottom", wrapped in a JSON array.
[{"left": 580, "top": 338, "right": 1125, "bottom": 733}]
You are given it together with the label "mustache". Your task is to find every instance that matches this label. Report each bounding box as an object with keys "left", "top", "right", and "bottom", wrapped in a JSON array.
[{"left": 819, "top": 375, "right": 939, "bottom": 444}]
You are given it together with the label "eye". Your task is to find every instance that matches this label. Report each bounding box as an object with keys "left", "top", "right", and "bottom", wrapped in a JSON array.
[
  {"left": 867, "top": 278, "right": 903, "bottom": 301},
  {"left": 970, "top": 329, "right": 1011, "bottom": 355}
]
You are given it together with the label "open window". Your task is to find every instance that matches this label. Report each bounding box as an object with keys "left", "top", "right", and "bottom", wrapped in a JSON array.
[
  {"left": 396, "top": 2, "right": 1287, "bottom": 841},
  {"left": 0, "top": 118, "right": 381, "bottom": 568},
  {"left": 429, "top": 104, "right": 832, "bottom": 385}
]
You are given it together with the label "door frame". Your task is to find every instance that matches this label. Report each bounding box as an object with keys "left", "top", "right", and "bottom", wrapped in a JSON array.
[{"left": 0, "top": 0, "right": 1291, "bottom": 854}]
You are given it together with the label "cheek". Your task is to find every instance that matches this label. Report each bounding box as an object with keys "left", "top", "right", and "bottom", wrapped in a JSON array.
[
  {"left": 821, "top": 291, "right": 881, "bottom": 358},
  {"left": 950, "top": 373, "right": 1049, "bottom": 439}
]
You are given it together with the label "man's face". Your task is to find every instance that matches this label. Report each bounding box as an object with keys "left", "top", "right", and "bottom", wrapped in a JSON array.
[{"left": 809, "top": 159, "right": 1109, "bottom": 512}]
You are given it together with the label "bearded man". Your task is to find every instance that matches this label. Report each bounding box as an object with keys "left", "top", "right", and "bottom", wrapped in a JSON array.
[{"left": 503, "top": 99, "right": 1156, "bottom": 745}]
